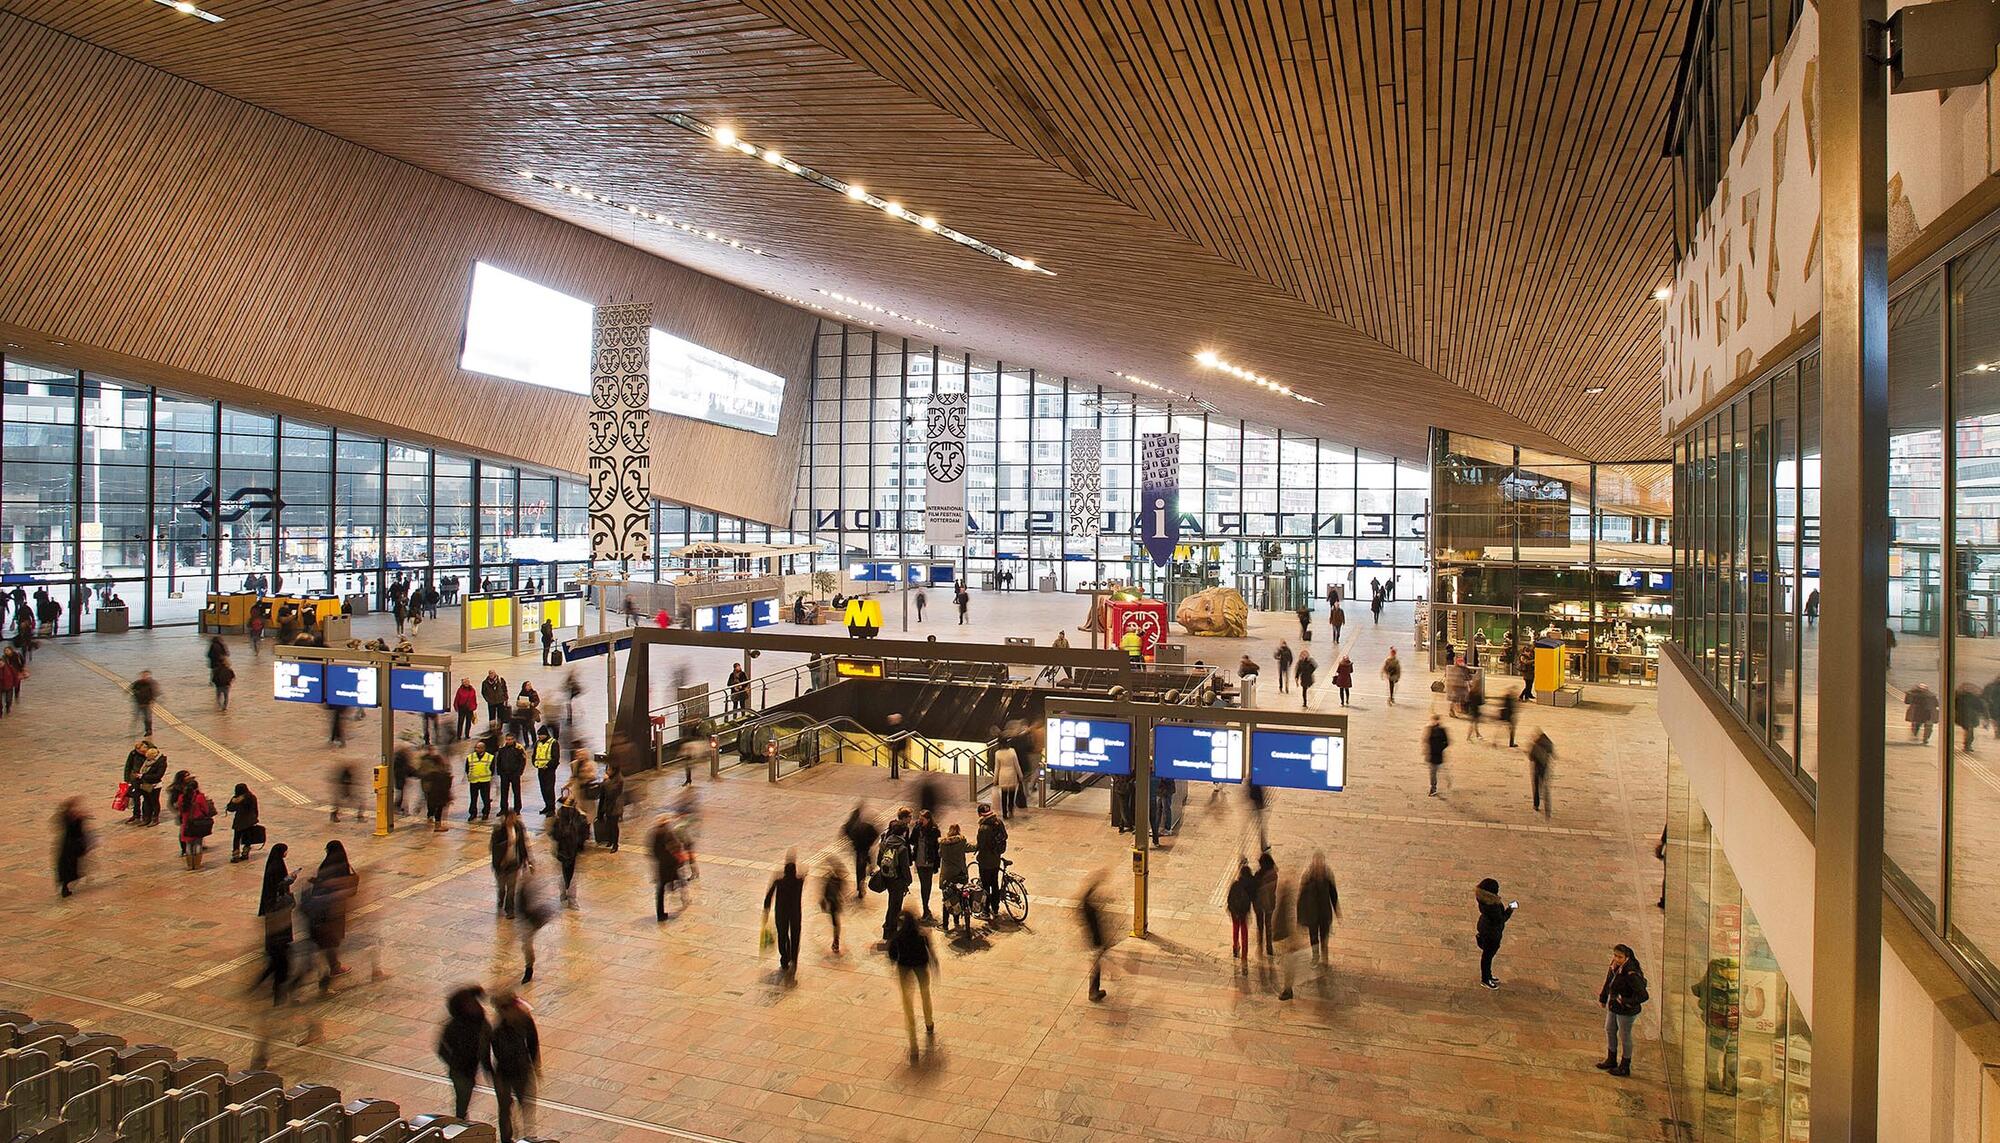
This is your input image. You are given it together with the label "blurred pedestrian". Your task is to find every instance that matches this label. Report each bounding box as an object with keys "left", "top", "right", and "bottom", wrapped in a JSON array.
[
  {"left": 130, "top": 670, "right": 159, "bottom": 736},
  {"left": 874, "top": 813, "right": 914, "bottom": 939},
  {"left": 1381, "top": 648, "right": 1402, "bottom": 704},
  {"left": 1426, "top": 717, "right": 1448, "bottom": 797},
  {"left": 419, "top": 747, "right": 452, "bottom": 831},
  {"left": 302, "top": 841, "right": 356, "bottom": 992},
  {"left": 251, "top": 844, "right": 296, "bottom": 1005},
  {"left": 211, "top": 652, "right": 236, "bottom": 711},
  {"left": 764, "top": 854, "right": 805, "bottom": 976},
  {"left": 227, "top": 783, "right": 261, "bottom": 862},
  {"left": 491, "top": 810, "right": 528, "bottom": 918},
  {"left": 649, "top": 813, "right": 687, "bottom": 921},
  {"left": 819, "top": 858, "right": 849, "bottom": 953},
  {"left": 1298, "top": 851, "right": 1340, "bottom": 966},
  {"left": 1498, "top": 688, "right": 1520, "bottom": 747},
  {"left": 1226, "top": 860, "right": 1255, "bottom": 970},
  {"left": 488, "top": 992, "right": 540, "bottom": 1140},
  {"left": 514, "top": 875, "right": 556, "bottom": 983},
  {"left": 54, "top": 798, "right": 89, "bottom": 897},
  {"left": 1078, "top": 871, "right": 1110, "bottom": 1002},
  {"left": 551, "top": 795, "right": 588, "bottom": 908},
  {"left": 1253, "top": 852, "right": 1279, "bottom": 957},
  {"left": 843, "top": 805, "right": 878, "bottom": 900},
  {"left": 886, "top": 910, "right": 937, "bottom": 1063},
  {"left": 1530, "top": 730, "right": 1556, "bottom": 817},
  {"left": 436, "top": 986, "right": 490, "bottom": 1120}
]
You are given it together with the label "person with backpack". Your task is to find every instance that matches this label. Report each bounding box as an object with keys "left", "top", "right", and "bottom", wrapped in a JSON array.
[
  {"left": 974, "top": 803, "right": 1008, "bottom": 919},
  {"left": 1226, "top": 860, "right": 1255, "bottom": 970},
  {"left": 874, "top": 813, "right": 914, "bottom": 940},
  {"left": 551, "top": 795, "right": 589, "bottom": 908},
  {"left": 886, "top": 910, "right": 937, "bottom": 1063},
  {"left": 1597, "top": 943, "right": 1649, "bottom": 1076}
]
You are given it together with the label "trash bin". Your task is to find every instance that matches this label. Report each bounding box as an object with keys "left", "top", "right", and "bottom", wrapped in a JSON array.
[
  {"left": 95, "top": 606, "right": 130, "bottom": 634},
  {"left": 321, "top": 615, "right": 353, "bottom": 644}
]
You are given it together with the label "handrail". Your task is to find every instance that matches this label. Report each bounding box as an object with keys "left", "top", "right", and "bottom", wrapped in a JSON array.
[{"left": 647, "top": 658, "right": 818, "bottom": 732}]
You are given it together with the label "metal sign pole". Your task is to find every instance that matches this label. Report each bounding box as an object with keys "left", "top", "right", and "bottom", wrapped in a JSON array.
[
  {"left": 1131, "top": 715, "right": 1150, "bottom": 939},
  {"left": 375, "top": 659, "right": 393, "bottom": 837}
]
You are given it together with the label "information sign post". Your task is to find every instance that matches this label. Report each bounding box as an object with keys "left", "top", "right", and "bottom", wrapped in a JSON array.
[{"left": 274, "top": 645, "right": 452, "bottom": 836}]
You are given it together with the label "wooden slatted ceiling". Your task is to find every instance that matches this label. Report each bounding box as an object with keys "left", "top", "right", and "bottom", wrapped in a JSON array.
[
  {"left": 0, "top": 0, "right": 1673, "bottom": 460},
  {"left": 0, "top": 14, "right": 815, "bottom": 527}
]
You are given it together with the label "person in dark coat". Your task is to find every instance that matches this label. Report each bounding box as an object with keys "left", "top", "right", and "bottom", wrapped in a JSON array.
[
  {"left": 494, "top": 733, "right": 527, "bottom": 817},
  {"left": 1475, "top": 877, "right": 1516, "bottom": 988},
  {"left": 910, "top": 810, "right": 941, "bottom": 922},
  {"left": 594, "top": 764, "right": 624, "bottom": 852},
  {"left": 1109, "top": 773, "right": 1134, "bottom": 832},
  {"left": 251, "top": 845, "right": 296, "bottom": 1004},
  {"left": 842, "top": 805, "right": 878, "bottom": 900},
  {"left": 54, "top": 798, "right": 88, "bottom": 897},
  {"left": 1226, "top": 860, "right": 1255, "bottom": 968},
  {"left": 1297, "top": 851, "right": 1340, "bottom": 964},
  {"left": 875, "top": 818, "right": 914, "bottom": 939},
  {"left": 1332, "top": 656, "right": 1354, "bottom": 706},
  {"left": 226, "top": 783, "right": 260, "bottom": 861},
  {"left": 1425, "top": 717, "right": 1449, "bottom": 797},
  {"left": 1252, "top": 852, "right": 1279, "bottom": 957},
  {"left": 551, "top": 795, "right": 589, "bottom": 908},
  {"left": 419, "top": 748, "right": 452, "bottom": 831},
  {"left": 886, "top": 910, "right": 937, "bottom": 1062},
  {"left": 818, "top": 857, "right": 849, "bottom": 953},
  {"left": 1957, "top": 684, "right": 1988, "bottom": 753},
  {"left": 764, "top": 855, "right": 806, "bottom": 974},
  {"left": 436, "top": 986, "right": 490, "bottom": 1120},
  {"left": 487, "top": 992, "right": 540, "bottom": 1143},
  {"left": 1498, "top": 688, "right": 1519, "bottom": 747},
  {"left": 650, "top": 813, "right": 686, "bottom": 921},
  {"left": 974, "top": 804, "right": 1008, "bottom": 919},
  {"left": 1597, "top": 943, "right": 1650, "bottom": 1076},
  {"left": 1078, "top": 871, "right": 1110, "bottom": 1002},
  {"left": 936, "top": 823, "right": 971, "bottom": 935}
]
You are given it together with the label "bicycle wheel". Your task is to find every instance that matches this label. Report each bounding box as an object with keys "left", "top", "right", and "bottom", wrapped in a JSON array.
[{"left": 1001, "top": 876, "right": 1029, "bottom": 922}]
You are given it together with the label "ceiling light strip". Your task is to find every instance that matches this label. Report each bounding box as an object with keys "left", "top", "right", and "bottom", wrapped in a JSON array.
[
  {"left": 1193, "top": 350, "right": 1321, "bottom": 405},
  {"left": 658, "top": 112, "right": 1054, "bottom": 277},
  {"left": 517, "top": 170, "right": 771, "bottom": 258},
  {"left": 152, "top": 0, "right": 224, "bottom": 21},
  {"left": 812, "top": 289, "right": 951, "bottom": 334},
  {"left": 1114, "top": 372, "right": 1218, "bottom": 413}
]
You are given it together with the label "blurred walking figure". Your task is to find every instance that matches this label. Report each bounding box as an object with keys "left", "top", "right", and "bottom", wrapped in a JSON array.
[
  {"left": 1242, "top": 780, "right": 1269, "bottom": 853},
  {"left": 251, "top": 845, "right": 297, "bottom": 1004},
  {"left": 488, "top": 992, "right": 541, "bottom": 1141},
  {"left": 911, "top": 809, "right": 941, "bottom": 922},
  {"left": 491, "top": 810, "right": 529, "bottom": 918},
  {"left": 436, "top": 987, "right": 490, "bottom": 1121},
  {"left": 54, "top": 798, "right": 89, "bottom": 897},
  {"left": 302, "top": 841, "right": 357, "bottom": 992},
  {"left": 1078, "top": 872, "right": 1110, "bottom": 1002},
  {"left": 1226, "top": 860, "right": 1255, "bottom": 970},
  {"left": 419, "top": 748, "right": 452, "bottom": 831},
  {"left": 1298, "top": 852, "right": 1340, "bottom": 967},
  {"left": 1381, "top": 648, "right": 1402, "bottom": 704},
  {"left": 818, "top": 858, "right": 849, "bottom": 953},
  {"left": 874, "top": 813, "right": 914, "bottom": 939},
  {"left": 1253, "top": 852, "right": 1279, "bottom": 958},
  {"left": 1273, "top": 876, "right": 1306, "bottom": 1000},
  {"left": 843, "top": 805, "right": 878, "bottom": 900},
  {"left": 211, "top": 651, "right": 236, "bottom": 711},
  {"left": 649, "top": 813, "right": 688, "bottom": 921},
  {"left": 886, "top": 910, "right": 937, "bottom": 1063},
  {"left": 1498, "top": 688, "right": 1520, "bottom": 747},
  {"left": 514, "top": 875, "right": 556, "bottom": 983},
  {"left": 1529, "top": 731, "right": 1556, "bottom": 817},
  {"left": 551, "top": 795, "right": 588, "bottom": 908},
  {"left": 1425, "top": 717, "right": 1449, "bottom": 797},
  {"left": 130, "top": 670, "right": 159, "bottom": 736},
  {"left": 764, "top": 853, "right": 805, "bottom": 976},
  {"left": 1466, "top": 673, "right": 1487, "bottom": 741}
]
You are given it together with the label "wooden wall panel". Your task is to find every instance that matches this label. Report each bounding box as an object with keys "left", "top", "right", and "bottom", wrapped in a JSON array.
[{"left": 0, "top": 14, "right": 816, "bottom": 526}]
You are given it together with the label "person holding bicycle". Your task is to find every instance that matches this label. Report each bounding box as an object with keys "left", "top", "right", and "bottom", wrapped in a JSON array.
[{"left": 975, "top": 803, "right": 1008, "bottom": 919}]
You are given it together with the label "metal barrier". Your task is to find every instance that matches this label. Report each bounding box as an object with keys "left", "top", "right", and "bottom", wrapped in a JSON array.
[
  {"left": 353, "top": 1112, "right": 411, "bottom": 1143},
  {"left": 404, "top": 1115, "right": 496, "bottom": 1143},
  {"left": 60, "top": 1061, "right": 169, "bottom": 1142},
  {"left": 178, "top": 1085, "right": 284, "bottom": 1143},
  {"left": 116, "top": 1073, "right": 223, "bottom": 1143}
]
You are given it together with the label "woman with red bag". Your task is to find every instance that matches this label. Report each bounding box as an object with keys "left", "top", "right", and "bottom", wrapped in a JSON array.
[{"left": 177, "top": 776, "right": 217, "bottom": 871}]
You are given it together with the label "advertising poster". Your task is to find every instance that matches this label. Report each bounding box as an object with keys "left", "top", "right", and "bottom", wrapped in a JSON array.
[
  {"left": 923, "top": 393, "right": 968, "bottom": 546},
  {"left": 1068, "top": 427, "right": 1102, "bottom": 537}
]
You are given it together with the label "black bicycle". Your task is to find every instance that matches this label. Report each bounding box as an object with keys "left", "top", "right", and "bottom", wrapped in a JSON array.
[{"left": 966, "top": 856, "right": 1029, "bottom": 924}]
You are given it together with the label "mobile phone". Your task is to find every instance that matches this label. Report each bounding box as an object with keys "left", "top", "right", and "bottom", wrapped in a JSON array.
[{"left": 1509, "top": 900, "right": 1518, "bottom": 909}]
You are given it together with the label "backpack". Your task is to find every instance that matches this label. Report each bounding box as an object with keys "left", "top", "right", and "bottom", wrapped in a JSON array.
[{"left": 876, "top": 833, "right": 907, "bottom": 881}]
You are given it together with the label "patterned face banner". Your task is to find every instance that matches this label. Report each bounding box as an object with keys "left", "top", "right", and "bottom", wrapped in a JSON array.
[
  {"left": 588, "top": 302, "right": 653, "bottom": 561},
  {"left": 1139, "top": 432, "right": 1180, "bottom": 566},
  {"left": 923, "top": 392, "right": 968, "bottom": 546},
  {"left": 1067, "top": 427, "right": 1102, "bottom": 538}
]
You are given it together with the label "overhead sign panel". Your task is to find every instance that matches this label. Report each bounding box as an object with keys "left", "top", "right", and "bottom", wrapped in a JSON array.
[
  {"left": 273, "top": 660, "right": 323, "bottom": 703},
  {"left": 325, "top": 664, "right": 379, "bottom": 708},
  {"left": 1046, "top": 716, "right": 1133, "bottom": 775},
  {"left": 390, "top": 668, "right": 449, "bottom": 714},
  {"left": 1250, "top": 727, "right": 1347, "bottom": 791},
  {"left": 1154, "top": 722, "right": 1244, "bottom": 783}
]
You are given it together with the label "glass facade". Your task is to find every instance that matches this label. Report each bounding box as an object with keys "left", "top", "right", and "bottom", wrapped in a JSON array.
[
  {"left": 1, "top": 356, "right": 795, "bottom": 629},
  {"left": 1429, "top": 430, "right": 1672, "bottom": 684},
  {"left": 1663, "top": 752, "right": 1813, "bottom": 1141},
  {"left": 1671, "top": 217, "right": 2000, "bottom": 1008},
  {"left": 791, "top": 323, "right": 1429, "bottom": 596}
]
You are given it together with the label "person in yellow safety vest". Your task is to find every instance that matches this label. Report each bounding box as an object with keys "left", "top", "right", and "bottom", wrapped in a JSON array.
[
  {"left": 532, "top": 728, "right": 559, "bottom": 817},
  {"left": 1120, "top": 629, "right": 1144, "bottom": 665},
  {"left": 465, "top": 745, "right": 495, "bottom": 822}
]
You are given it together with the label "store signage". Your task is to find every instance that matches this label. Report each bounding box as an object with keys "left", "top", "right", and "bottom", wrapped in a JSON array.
[
  {"left": 1250, "top": 727, "right": 1347, "bottom": 791},
  {"left": 587, "top": 300, "right": 653, "bottom": 561},
  {"left": 923, "top": 393, "right": 968, "bottom": 546},
  {"left": 1046, "top": 716, "right": 1134, "bottom": 774},
  {"left": 1154, "top": 723, "right": 1244, "bottom": 783},
  {"left": 1139, "top": 433, "right": 1180, "bottom": 565},
  {"left": 843, "top": 596, "right": 883, "bottom": 638}
]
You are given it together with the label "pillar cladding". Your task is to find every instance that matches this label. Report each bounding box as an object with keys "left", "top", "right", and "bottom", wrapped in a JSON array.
[{"left": 588, "top": 302, "right": 653, "bottom": 561}]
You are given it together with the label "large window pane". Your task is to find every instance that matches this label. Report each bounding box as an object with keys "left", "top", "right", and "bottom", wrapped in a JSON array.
[{"left": 1951, "top": 237, "right": 2000, "bottom": 977}]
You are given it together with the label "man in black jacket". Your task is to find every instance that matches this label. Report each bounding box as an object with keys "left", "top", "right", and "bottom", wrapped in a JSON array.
[
  {"left": 975, "top": 804, "right": 1008, "bottom": 919},
  {"left": 876, "top": 818, "right": 913, "bottom": 940},
  {"left": 764, "top": 855, "right": 806, "bottom": 974},
  {"left": 488, "top": 991, "right": 540, "bottom": 1143},
  {"left": 494, "top": 733, "right": 527, "bottom": 816},
  {"left": 435, "top": 986, "right": 490, "bottom": 1120}
]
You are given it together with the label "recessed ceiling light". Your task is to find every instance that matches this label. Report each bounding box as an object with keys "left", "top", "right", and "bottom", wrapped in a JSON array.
[
  {"left": 152, "top": 0, "right": 224, "bottom": 20},
  {"left": 658, "top": 111, "right": 1054, "bottom": 277},
  {"left": 1583, "top": 385, "right": 1608, "bottom": 395},
  {"left": 811, "top": 289, "right": 952, "bottom": 333},
  {"left": 1191, "top": 351, "right": 1319, "bottom": 405},
  {"left": 518, "top": 170, "right": 770, "bottom": 257},
  {"left": 1114, "top": 372, "right": 1218, "bottom": 413},
  {"left": 1652, "top": 286, "right": 1672, "bottom": 301}
]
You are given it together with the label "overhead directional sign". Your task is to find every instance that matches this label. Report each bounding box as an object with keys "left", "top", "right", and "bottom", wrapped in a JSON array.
[
  {"left": 1250, "top": 727, "right": 1347, "bottom": 791},
  {"left": 390, "top": 667, "right": 448, "bottom": 713},
  {"left": 273, "top": 660, "right": 322, "bottom": 703},
  {"left": 1154, "top": 722, "right": 1244, "bottom": 783},
  {"left": 1046, "top": 715, "right": 1133, "bottom": 775},
  {"left": 325, "top": 664, "right": 379, "bottom": 708}
]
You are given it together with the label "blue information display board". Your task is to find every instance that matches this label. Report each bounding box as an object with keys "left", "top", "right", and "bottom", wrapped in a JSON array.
[
  {"left": 751, "top": 598, "right": 779, "bottom": 628},
  {"left": 719, "top": 601, "right": 748, "bottom": 632},
  {"left": 693, "top": 606, "right": 719, "bottom": 632},
  {"left": 1250, "top": 728, "right": 1347, "bottom": 791},
  {"left": 1153, "top": 723, "right": 1244, "bottom": 783},
  {"left": 1045, "top": 716, "right": 1133, "bottom": 775},
  {"left": 324, "top": 664, "right": 379, "bottom": 708},
  {"left": 390, "top": 668, "right": 448, "bottom": 713},
  {"left": 273, "top": 660, "right": 323, "bottom": 703}
]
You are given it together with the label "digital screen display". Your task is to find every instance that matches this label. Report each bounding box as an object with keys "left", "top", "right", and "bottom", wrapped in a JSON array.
[
  {"left": 1250, "top": 728, "right": 1347, "bottom": 791},
  {"left": 751, "top": 598, "right": 779, "bottom": 627},
  {"left": 1046, "top": 716, "right": 1133, "bottom": 775},
  {"left": 459, "top": 261, "right": 784, "bottom": 435},
  {"left": 273, "top": 660, "right": 322, "bottom": 703},
  {"left": 694, "top": 606, "right": 719, "bottom": 632},
  {"left": 390, "top": 668, "right": 448, "bottom": 714},
  {"left": 325, "top": 664, "right": 379, "bottom": 708},
  {"left": 1153, "top": 723, "right": 1244, "bottom": 784},
  {"left": 720, "top": 602, "right": 748, "bottom": 632}
]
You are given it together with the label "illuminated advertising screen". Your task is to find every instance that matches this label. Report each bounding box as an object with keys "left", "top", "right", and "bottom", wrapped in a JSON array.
[
  {"left": 1045, "top": 716, "right": 1133, "bottom": 775},
  {"left": 390, "top": 668, "right": 449, "bottom": 714},
  {"left": 1153, "top": 723, "right": 1244, "bottom": 783},
  {"left": 693, "top": 606, "right": 719, "bottom": 633},
  {"left": 1250, "top": 728, "right": 1347, "bottom": 791},
  {"left": 325, "top": 664, "right": 379, "bottom": 708},
  {"left": 751, "top": 598, "right": 779, "bottom": 627},
  {"left": 273, "top": 660, "right": 322, "bottom": 703}
]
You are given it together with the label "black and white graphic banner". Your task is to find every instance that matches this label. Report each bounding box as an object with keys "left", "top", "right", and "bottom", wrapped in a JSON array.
[
  {"left": 1067, "top": 427, "right": 1102, "bottom": 537},
  {"left": 587, "top": 301, "right": 653, "bottom": 561},
  {"left": 923, "top": 392, "right": 968, "bottom": 546}
]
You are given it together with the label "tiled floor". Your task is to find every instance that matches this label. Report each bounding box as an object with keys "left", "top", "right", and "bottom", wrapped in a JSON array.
[{"left": 0, "top": 591, "right": 1676, "bottom": 1142}]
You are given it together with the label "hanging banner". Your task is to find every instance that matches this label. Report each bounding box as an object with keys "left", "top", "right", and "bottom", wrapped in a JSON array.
[
  {"left": 1139, "top": 432, "right": 1180, "bottom": 566},
  {"left": 923, "top": 392, "right": 968, "bottom": 546},
  {"left": 1067, "top": 427, "right": 1102, "bottom": 538},
  {"left": 588, "top": 302, "right": 654, "bottom": 561}
]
